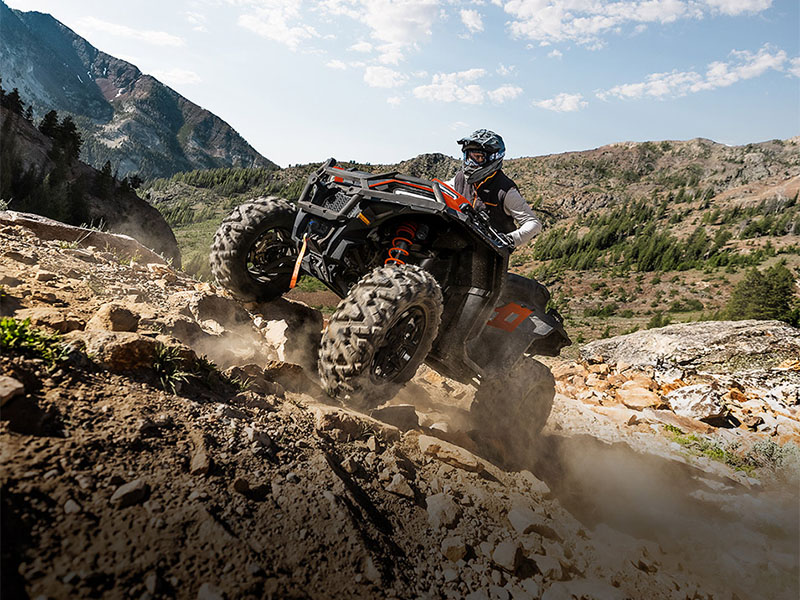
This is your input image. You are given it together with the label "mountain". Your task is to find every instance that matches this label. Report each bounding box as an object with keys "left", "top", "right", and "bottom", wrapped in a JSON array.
[{"left": 0, "top": 0, "right": 276, "bottom": 179}]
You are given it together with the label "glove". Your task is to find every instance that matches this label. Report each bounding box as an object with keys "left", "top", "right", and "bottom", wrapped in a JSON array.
[{"left": 497, "top": 232, "right": 515, "bottom": 250}]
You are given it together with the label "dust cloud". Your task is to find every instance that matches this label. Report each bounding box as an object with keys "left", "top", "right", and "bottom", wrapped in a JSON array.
[{"left": 524, "top": 431, "right": 799, "bottom": 600}]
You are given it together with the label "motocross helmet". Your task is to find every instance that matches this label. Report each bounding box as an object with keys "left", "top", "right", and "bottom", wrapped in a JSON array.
[{"left": 457, "top": 129, "right": 505, "bottom": 184}]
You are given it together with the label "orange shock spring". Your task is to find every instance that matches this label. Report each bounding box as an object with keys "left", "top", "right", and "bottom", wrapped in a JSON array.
[{"left": 385, "top": 222, "right": 418, "bottom": 265}]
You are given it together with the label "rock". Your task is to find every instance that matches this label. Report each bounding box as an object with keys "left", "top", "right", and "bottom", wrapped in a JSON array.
[
  {"left": 341, "top": 456, "right": 359, "bottom": 474},
  {"left": 145, "top": 572, "right": 163, "bottom": 595},
  {"left": 263, "top": 360, "right": 321, "bottom": 395},
  {"left": 385, "top": 473, "right": 415, "bottom": 498},
  {"left": 541, "top": 578, "right": 626, "bottom": 600},
  {"left": 35, "top": 269, "right": 57, "bottom": 282},
  {"left": 257, "top": 299, "right": 323, "bottom": 372},
  {"left": 310, "top": 404, "right": 400, "bottom": 442},
  {"left": 642, "top": 409, "right": 714, "bottom": 434},
  {"left": 518, "top": 470, "right": 551, "bottom": 496},
  {"left": 519, "top": 579, "right": 541, "bottom": 598},
  {"left": 582, "top": 320, "right": 800, "bottom": 374},
  {"left": 15, "top": 307, "right": 85, "bottom": 333},
  {"left": 371, "top": 404, "right": 419, "bottom": 429},
  {"left": 531, "top": 554, "right": 562, "bottom": 580},
  {"left": 615, "top": 381, "right": 662, "bottom": 410},
  {"left": 233, "top": 478, "right": 251, "bottom": 494},
  {"left": 366, "top": 436, "right": 379, "bottom": 452},
  {"left": 363, "top": 556, "right": 381, "bottom": 584},
  {"left": 507, "top": 506, "right": 561, "bottom": 540},
  {"left": 110, "top": 478, "right": 148, "bottom": 508},
  {"left": 0, "top": 275, "right": 22, "bottom": 287},
  {"left": 441, "top": 536, "right": 467, "bottom": 562},
  {"left": 243, "top": 426, "right": 274, "bottom": 449},
  {"left": 426, "top": 493, "right": 461, "bottom": 529},
  {"left": 197, "top": 582, "right": 225, "bottom": 600},
  {"left": 86, "top": 303, "right": 140, "bottom": 332},
  {"left": 0, "top": 376, "right": 25, "bottom": 407},
  {"left": 0, "top": 211, "right": 173, "bottom": 264},
  {"left": 64, "top": 331, "right": 158, "bottom": 371},
  {"left": 190, "top": 441, "right": 212, "bottom": 476},
  {"left": 64, "top": 499, "right": 81, "bottom": 514},
  {"left": 489, "top": 585, "right": 510, "bottom": 600},
  {"left": 418, "top": 434, "right": 484, "bottom": 472},
  {"left": 666, "top": 384, "right": 728, "bottom": 422},
  {"left": 492, "top": 541, "right": 522, "bottom": 573},
  {"left": 224, "top": 364, "right": 284, "bottom": 396},
  {"left": 3, "top": 249, "right": 36, "bottom": 264}
]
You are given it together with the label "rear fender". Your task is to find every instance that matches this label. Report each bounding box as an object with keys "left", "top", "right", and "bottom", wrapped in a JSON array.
[{"left": 466, "top": 273, "right": 571, "bottom": 376}]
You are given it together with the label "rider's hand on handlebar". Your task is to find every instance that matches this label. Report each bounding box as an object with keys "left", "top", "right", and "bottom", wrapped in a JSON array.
[{"left": 497, "top": 232, "right": 515, "bottom": 250}]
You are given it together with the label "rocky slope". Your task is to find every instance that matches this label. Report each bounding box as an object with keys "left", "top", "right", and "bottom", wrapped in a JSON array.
[
  {"left": 0, "top": 1, "right": 275, "bottom": 179},
  {"left": 1, "top": 217, "right": 798, "bottom": 600},
  {"left": 1, "top": 107, "right": 180, "bottom": 265}
]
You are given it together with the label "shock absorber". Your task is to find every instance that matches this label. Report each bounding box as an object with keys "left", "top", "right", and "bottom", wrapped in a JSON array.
[{"left": 385, "top": 222, "right": 417, "bottom": 265}]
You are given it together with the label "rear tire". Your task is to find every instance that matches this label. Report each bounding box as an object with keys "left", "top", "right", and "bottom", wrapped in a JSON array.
[
  {"left": 210, "top": 197, "right": 297, "bottom": 302},
  {"left": 471, "top": 356, "right": 555, "bottom": 463},
  {"left": 319, "top": 264, "right": 443, "bottom": 410}
]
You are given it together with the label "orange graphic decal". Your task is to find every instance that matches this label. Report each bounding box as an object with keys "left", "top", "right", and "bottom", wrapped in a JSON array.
[{"left": 486, "top": 302, "right": 533, "bottom": 332}]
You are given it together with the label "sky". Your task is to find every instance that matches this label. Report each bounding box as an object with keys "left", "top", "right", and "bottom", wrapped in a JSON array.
[{"left": 5, "top": 0, "right": 800, "bottom": 167}]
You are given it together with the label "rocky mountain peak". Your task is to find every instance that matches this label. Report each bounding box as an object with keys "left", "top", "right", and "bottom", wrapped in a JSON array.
[{"left": 0, "top": 0, "right": 276, "bottom": 178}]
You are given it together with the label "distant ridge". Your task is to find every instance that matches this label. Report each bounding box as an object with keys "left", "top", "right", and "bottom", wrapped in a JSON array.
[{"left": 0, "top": 0, "right": 276, "bottom": 178}]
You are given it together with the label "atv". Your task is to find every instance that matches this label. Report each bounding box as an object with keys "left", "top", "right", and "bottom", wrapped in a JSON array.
[{"left": 210, "top": 158, "right": 570, "bottom": 454}]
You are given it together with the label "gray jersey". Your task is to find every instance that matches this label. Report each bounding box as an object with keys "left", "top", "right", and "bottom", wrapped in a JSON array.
[{"left": 444, "top": 176, "right": 542, "bottom": 248}]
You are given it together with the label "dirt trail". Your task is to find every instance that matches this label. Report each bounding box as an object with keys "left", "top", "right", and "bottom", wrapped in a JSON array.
[{"left": 1, "top": 214, "right": 798, "bottom": 600}]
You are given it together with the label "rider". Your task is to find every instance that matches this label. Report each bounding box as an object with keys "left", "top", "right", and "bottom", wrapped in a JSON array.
[{"left": 447, "top": 129, "right": 541, "bottom": 250}]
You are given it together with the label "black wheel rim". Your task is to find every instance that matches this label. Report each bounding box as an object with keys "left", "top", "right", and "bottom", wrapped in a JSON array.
[
  {"left": 371, "top": 307, "right": 427, "bottom": 383},
  {"left": 246, "top": 228, "right": 296, "bottom": 283}
]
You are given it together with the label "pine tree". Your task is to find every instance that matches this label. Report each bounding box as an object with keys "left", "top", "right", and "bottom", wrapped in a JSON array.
[{"left": 39, "top": 110, "right": 59, "bottom": 137}]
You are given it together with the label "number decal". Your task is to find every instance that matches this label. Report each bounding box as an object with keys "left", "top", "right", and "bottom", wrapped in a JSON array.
[{"left": 486, "top": 302, "right": 533, "bottom": 332}]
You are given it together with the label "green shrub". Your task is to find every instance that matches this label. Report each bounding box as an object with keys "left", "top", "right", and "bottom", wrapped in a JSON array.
[{"left": 0, "top": 317, "right": 64, "bottom": 364}]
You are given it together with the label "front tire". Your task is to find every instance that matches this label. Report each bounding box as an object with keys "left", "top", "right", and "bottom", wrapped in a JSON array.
[
  {"left": 210, "top": 197, "right": 298, "bottom": 302},
  {"left": 318, "top": 265, "right": 443, "bottom": 410},
  {"left": 470, "top": 356, "right": 555, "bottom": 463}
]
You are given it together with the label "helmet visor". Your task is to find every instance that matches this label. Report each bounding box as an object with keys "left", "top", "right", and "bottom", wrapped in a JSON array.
[{"left": 464, "top": 149, "right": 488, "bottom": 167}]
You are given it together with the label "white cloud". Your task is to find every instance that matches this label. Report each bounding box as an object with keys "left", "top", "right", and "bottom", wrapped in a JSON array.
[
  {"left": 503, "top": 0, "right": 771, "bottom": 46},
  {"left": 75, "top": 17, "right": 184, "bottom": 46},
  {"left": 460, "top": 9, "right": 484, "bottom": 34},
  {"left": 704, "top": 0, "right": 772, "bottom": 16},
  {"left": 235, "top": 1, "right": 318, "bottom": 50},
  {"left": 185, "top": 11, "right": 207, "bottom": 32},
  {"left": 377, "top": 43, "right": 405, "bottom": 65},
  {"left": 349, "top": 41, "right": 373, "bottom": 53},
  {"left": 326, "top": 59, "right": 348, "bottom": 69},
  {"left": 488, "top": 84, "right": 523, "bottom": 103},
  {"left": 364, "top": 65, "right": 408, "bottom": 88},
  {"left": 321, "top": 0, "right": 440, "bottom": 47},
  {"left": 597, "top": 45, "right": 789, "bottom": 100},
  {"left": 533, "top": 92, "right": 587, "bottom": 112},
  {"left": 548, "top": 49, "right": 563, "bottom": 59},
  {"left": 789, "top": 57, "right": 800, "bottom": 78},
  {"left": 450, "top": 120, "right": 470, "bottom": 131},
  {"left": 497, "top": 64, "right": 516, "bottom": 76},
  {"left": 149, "top": 68, "right": 202, "bottom": 85},
  {"left": 387, "top": 96, "right": 403, "bottom": 106},
  {"left": 413, "top": 69, "right": 487, "bottom": 104}
]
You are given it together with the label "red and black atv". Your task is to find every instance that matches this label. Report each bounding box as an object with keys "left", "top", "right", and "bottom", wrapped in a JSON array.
[{"left": 210, "top": 159, "right": 570, "bottom": 452}]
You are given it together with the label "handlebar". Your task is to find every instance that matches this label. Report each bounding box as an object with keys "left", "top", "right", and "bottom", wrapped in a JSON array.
[{"left": 459, "top": 202, "right": 513, "bottom": 252}]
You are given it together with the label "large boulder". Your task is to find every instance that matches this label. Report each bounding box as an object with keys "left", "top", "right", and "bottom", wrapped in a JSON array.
[{"left": 581, "top": 320, "right": 800, "bottom": 374}]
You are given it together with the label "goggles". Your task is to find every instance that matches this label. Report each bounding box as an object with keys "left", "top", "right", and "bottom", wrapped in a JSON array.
[{"left": 464, "top": 149, "right": 489, "bottom": 166}]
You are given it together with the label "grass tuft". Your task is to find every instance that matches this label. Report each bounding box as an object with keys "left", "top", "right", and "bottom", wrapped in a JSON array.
[{"left": 0, "top": 317, "right": 65, "bottom": 365}]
